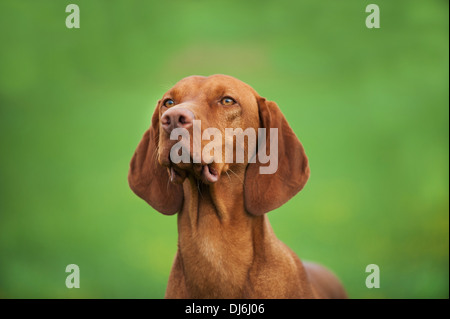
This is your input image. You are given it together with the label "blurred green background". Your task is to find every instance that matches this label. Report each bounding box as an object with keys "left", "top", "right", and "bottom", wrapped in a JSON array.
[{"left": 0, "top": 0, "right": 448, "bottom": 299}]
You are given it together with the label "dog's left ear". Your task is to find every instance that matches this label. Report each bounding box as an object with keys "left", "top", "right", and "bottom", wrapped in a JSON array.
[
  {"left": 128, "top": 103, "right": 184, "bottom": 215},
  {"left": 244, "top": 97, "right": 310, "bottom": 216}
]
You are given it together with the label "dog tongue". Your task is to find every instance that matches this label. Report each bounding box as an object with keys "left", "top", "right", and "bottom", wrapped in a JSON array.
[{"left": 203, "top": 165, "right": 218, "bottom": 183}]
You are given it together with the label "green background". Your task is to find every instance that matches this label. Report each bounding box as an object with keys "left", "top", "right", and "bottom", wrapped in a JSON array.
[{"left": 0, "top": 0, "right": 448, "bottom": 299}]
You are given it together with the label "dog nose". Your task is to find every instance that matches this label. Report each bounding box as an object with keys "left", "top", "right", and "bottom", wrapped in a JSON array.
[{"left": 161, "top": 108, "right": 195, "bottom": 134}]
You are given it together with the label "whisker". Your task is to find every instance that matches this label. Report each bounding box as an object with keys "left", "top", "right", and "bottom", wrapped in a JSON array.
[
  {"left": 228, "top": 168, "right": 244, "bottom": 185},
  {"left": 197, "top": 179, "right": 203, "bottom": 199},
  {"left": 152, "top": 145, "right": 159, "bottom": 162}
]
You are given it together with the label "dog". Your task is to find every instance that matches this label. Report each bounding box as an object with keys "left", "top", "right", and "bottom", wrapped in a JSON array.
[{"left": 128, "top": 74, "right": 347, "bottom": 298}]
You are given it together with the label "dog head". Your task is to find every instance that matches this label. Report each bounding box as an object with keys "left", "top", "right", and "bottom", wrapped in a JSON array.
[{"left": 128, "top": 74, "right": 309, "bottom": 216}]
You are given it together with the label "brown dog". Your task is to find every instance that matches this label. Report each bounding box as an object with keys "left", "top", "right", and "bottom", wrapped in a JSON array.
[{"left": 128, "top": 74, "right": 347, "bottom": 298}]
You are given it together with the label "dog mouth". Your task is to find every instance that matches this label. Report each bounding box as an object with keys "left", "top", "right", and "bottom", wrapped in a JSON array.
[
  {"left": 168, "top": 163, "right": 219, "bottom": 185},
  {"left": 201, "top": 165, "right": 219, "bottom": 183},
  {"left": 168, "top": 166, "right": 186, "bottom": 184},
  {"left": 159, "top": 140, "right": 220, "bottom": 185}
]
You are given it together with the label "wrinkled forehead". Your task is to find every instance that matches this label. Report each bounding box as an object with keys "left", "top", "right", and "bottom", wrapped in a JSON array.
[{"left": 165, "top": 75, "right": 257, "bottom": 101}]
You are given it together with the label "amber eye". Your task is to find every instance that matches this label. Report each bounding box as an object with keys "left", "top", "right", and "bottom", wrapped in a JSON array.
[
  {"left": 163, "top": 99, "right": 175, "bottom": 107},
  {"left": 220, "top": 97, "right": 236, "bottom": 106}
]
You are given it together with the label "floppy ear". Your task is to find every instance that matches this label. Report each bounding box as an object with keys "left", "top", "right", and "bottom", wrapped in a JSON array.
[
  {"left": 244, "top": 97, "right": 310, "bottom": 216},
  {"left": 128, "top": 104, "right": 183, "bottom": 215}
]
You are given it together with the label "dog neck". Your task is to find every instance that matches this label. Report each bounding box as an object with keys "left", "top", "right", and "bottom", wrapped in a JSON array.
[
  {"left": 179, "top": 166, "right": 250, "bottom": 228},
  {"left": 176, "top": 165, "right": 270, "bottom": 298}
]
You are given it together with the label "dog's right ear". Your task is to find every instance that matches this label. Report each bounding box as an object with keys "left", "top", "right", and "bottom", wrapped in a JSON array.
[
  {"left": 128, "top": 103, "right": 184, "bottom": 215},
  {"left": 244, "top": 97, "right": 310, "bottom": 216}
]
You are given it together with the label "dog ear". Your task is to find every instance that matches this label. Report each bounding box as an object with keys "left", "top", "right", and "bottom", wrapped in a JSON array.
[
  {"left": 128, "top": 103, "right": 184, "bottom": 215},
  {"left": 244, "top": 97, "right": 310, "bottom": 216}
]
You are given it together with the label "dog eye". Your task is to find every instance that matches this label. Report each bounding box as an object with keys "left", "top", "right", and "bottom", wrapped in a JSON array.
[
  {"left": 220, "top": 97, "right": 236, "bottom": 106},
  {"left": 163, "top": 99, "right": 175, "bottom": 107}
]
